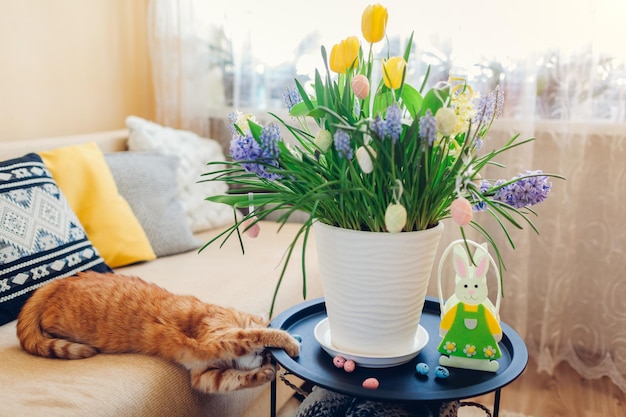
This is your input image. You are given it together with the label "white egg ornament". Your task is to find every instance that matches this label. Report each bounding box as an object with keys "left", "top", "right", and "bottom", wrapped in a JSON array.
[
  {"left": 314, "top": 129, "right": 333, "bottom": 152},
  {"left": 356, "top": 145, "right": 376, "bottom": 174},
  {"left": 385, "top": 203, "right": 407, "bottom": 233}
]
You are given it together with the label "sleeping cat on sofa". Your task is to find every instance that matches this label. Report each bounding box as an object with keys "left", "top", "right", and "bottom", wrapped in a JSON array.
[{"left": 16, "top": 271, "right": 300, "bottom": 393}]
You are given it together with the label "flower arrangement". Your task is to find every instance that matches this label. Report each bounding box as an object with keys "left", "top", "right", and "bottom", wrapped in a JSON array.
[{"left": 201, "top": 3, "right": 559, "bottom": 315}]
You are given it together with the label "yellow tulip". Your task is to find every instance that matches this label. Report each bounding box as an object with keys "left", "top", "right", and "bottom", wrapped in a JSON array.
[
  {"left": 329, "top": 36, "right": 360, "bottom": 74},
  {"left": 361, "top": 4, "right": 388, "bottom": 44},
  {"left": 382, "top": 56, "right": 406, "bottom": 89},
  {"left": 329, "top": 43, "right": 342, "bottom": 73}
]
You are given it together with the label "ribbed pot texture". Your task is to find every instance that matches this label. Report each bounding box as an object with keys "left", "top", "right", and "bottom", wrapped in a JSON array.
[{"left": 314, "top": 221, "right": 444, "bottom": 357}]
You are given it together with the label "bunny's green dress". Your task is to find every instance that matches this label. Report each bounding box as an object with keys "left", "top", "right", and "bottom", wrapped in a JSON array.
[{"left": 438, "top": 302, "right": 502, "bottom": 360}]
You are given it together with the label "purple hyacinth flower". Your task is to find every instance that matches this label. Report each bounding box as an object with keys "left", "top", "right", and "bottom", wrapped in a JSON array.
[
  {"left": 229, "top": 123, "right": 283, "bottom": 180},
  {"left": 283, "top": 87, "right": 303, "bottom": 111},
  {"left": 384, "top": 103, "right": 402, "bottom": 143},
  {"left": 334, "top": 129, "right": 353, "bottom": 160},
  {"left": 370, "top": 115, "right": 385, "bottom": 139},
  {"left": 419, "top": 109, "right": 437, "bottom": 146}
]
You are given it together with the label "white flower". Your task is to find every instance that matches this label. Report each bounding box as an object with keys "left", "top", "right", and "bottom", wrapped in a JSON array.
[{"left": 235, "top": 112, "right": 257, "bottom": 134}]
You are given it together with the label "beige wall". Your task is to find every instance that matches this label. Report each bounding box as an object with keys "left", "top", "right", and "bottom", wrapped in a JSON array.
[{"left": 0, "top": 0, "right": 154, "bottom": 142}]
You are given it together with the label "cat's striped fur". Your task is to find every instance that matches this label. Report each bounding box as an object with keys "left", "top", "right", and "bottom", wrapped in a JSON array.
[{"left": 16, "top": 271, "right": 299, "bottom": 392}]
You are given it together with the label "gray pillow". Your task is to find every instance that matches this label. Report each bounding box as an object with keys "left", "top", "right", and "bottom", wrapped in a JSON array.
[{"left": 105, "top": 152, "right": 200, "bottom": 257}]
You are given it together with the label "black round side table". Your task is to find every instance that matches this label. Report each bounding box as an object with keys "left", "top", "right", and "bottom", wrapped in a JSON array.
[{"left": 269, "top": 296, "right": 528, "bottom": 417}]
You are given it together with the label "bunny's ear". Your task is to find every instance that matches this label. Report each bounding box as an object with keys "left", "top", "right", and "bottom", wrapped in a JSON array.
[
  {"left": 453, "top": 244, "right": 469, "bottom": 281},
  {"left": 474, "top": 243, "right": 490, "bottom": 279}
]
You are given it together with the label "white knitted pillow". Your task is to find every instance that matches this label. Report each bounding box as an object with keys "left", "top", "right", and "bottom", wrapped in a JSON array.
[{"left": 126, "top": 116, "right": 235, "bottom": 233}]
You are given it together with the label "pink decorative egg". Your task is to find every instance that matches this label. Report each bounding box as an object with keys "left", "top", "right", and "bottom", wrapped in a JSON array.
[
  {"left": 450, "top": 197, "right": 472, "bottom": 226},
  {"left": 351, "top": 74, "right": 370, "bottom": 99},
  {"left": 362, "top": 377, "right": 379, "bottom": 389},
  {"left": 242, "top": 218, "right": 260, "bottom": 238},
  {"left": 343, "top": 359, "right": 356, "bottom": 373},
  {"left": 333, "top": 356, "right": 346, "bottom": 368}
]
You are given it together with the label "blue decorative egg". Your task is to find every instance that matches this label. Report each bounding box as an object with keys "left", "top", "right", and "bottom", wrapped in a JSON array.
[
  {"left": 415, "top": 362, "right": 430, "bottom": 376},
  {"left": 435, "top": 365, "right": 450, "bottom": 379}
]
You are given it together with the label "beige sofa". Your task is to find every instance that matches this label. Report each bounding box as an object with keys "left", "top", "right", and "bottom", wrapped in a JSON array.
[{"left": 0, "top": 130, "right": 323, "bottom": 417}]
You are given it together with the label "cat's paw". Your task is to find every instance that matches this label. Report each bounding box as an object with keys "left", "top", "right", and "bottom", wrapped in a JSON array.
[
  {"left": 283, "top": 335, "right": 300, "bottom": 358},
  {"left": 251, "top": 364, "right": 276, "bottom": 386}
]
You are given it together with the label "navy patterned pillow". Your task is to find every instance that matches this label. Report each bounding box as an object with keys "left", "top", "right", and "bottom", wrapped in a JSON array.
[{"left": 0, "top": 153, "right": 111, "bottom": 325}]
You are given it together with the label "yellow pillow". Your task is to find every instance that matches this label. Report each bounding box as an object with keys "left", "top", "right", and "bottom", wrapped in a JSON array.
[{"left": 39, "top": 142, "right": 156, "bottom": 267}]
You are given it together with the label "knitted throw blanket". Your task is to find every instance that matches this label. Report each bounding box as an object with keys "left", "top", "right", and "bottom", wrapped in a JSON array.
[{"left": 293, "top": 386, "right": 474, "bottom": 417}]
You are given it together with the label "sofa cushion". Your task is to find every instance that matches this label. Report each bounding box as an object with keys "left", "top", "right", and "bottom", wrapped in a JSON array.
[
  {"left": 126, "top": 116, "right": 235, "bottom": 233},
  {"left": 39, "top": 143, "right": 156, "bottom": 268},
  {"left": 105, "top": 152, "right": 201, "bottom": 257},
  {"left": 0, "top": 153, "right": 111, "bottom": 325}
]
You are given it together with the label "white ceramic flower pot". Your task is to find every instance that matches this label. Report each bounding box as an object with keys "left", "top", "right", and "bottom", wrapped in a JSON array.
[{"left": 314, "top": 221, "right": 444, "bottom": 357}]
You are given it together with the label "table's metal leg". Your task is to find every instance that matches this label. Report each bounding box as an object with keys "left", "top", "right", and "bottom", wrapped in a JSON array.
[
  {"left": 270, "top": 356, "right": 277, "bottom": 417},
  {"left": 493, "top": 389, "right": 501, "bottom": 417}
]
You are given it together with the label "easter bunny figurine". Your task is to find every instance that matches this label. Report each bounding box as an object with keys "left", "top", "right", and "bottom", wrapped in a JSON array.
[{"left": 437, "top": 242, "right": 502, "bottom": 372}]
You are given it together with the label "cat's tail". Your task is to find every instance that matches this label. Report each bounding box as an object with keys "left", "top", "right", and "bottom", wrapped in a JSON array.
[{"left": 16, "top": 281, "right": 98, "bottom": 359}]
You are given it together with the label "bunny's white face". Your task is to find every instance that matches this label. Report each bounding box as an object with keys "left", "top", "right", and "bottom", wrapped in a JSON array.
[
  {"left": 454, "top": 277, "right": 488, "bottom": 305},
  {"left": 452, "top": 243, "right": 490, "bottom": 306}
]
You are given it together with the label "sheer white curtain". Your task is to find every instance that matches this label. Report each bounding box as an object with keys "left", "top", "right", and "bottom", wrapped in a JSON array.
[{"left": 148, "top": 0, "right": 626, "bottom": 390}]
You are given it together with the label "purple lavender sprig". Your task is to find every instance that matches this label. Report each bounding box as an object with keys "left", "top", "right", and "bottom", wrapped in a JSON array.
[
  {"left": 229, "top": 122, "right": 283, "bottom": 180},
  {"left": 283, "top": 87, "right": 303, "bottom": 112},
  {"left": 418, "top": 109, "right": 437, "bottom": 146},
  {"left": 334, "top": 129, "right": 353, "bottom": 160},
  {"left": 474, "top": 170, "right": 552, "bottom": 211},
  {"left": 368, "top": 103, "right": 402, "bottom": 143}
]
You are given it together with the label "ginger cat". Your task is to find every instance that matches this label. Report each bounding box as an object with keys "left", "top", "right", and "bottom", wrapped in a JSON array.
[{"left": 16, "top": 271, "right": 300, "bottom": 393}]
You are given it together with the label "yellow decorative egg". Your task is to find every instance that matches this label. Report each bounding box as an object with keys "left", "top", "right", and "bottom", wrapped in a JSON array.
[{"left": 385, "top": 203, "right": 407, "bottom": 233}]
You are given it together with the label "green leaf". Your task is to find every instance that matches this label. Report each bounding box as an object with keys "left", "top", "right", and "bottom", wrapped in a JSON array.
[
  {"left": 419, "top": 86, "right": 449, "bottom": 117},
  {"left": 289, "top": 101, "right": 315, "bottom": 117},
  {"left": 247, "top": 119, "right": 264, "bottom": 139},
  {"left": 295, "top": 79, "right": 314, "bottom": 110},
  {"left": 307, "top": 108, "right": 327, "bottom": 119},
  {"left": 403, "top": 31, "right": 415, "bottom": 63},
  {"left": 400, "top": 83, "right": 422, "bottom": 119},
  {"left": 314, "top": 69, "right": 326, "bottom": 108},
  {"left": 372, "top": 90, "right": 394, "bottom": 116}
]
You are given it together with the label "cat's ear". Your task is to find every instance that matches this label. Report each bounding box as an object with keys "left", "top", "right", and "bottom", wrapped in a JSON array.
[
  {"left": 474, "top": 243, "right": 489, "bottom": 280},
  {"left": 453, "top": 244, "right": 469, "bottom": 282}
]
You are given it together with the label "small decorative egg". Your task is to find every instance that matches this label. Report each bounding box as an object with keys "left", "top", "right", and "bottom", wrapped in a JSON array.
[
  {"left": 450, "top": 197, "right": 473, "bottom": 226},
  {"left": 362, "top": 377, "right": 379, "bottom": 390},
  {"left": 351, "top": 74, "right": 370, "bottom": 99},
  {"left": 385, "top": 203, "right": 407, "bottom": 233},
  {"left": 415, "top": 362, "right": 430, "bottom": 376},
  {"left": 343, "top": 359, "right": 356, "bottom": 373},
  {"left": 291, "top": 334, "right": 302, "bottom": 343},
  {"left": 434, "top": 365, "right": 450, "bottom": 379},
  {"left": 242, "top": 218, "right": 260, "bottom": 238},
  {"left": 314, "top": 129, "right": 333, "bottom": 153},
  {"left": 356, "top": 145, "right": 376, "bottom": 174},
  {"left": 333, "top": 356, "right": 346, "bottom": 368}
]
